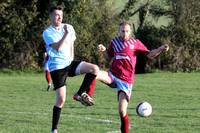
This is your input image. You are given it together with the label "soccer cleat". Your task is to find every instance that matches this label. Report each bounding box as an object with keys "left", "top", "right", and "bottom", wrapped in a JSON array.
[
  {"left": 73, "top": 93, "right": 88, "bottom": 106},
  {"left": 73, "top": 93, "right": 94, "bottom": 106},
  {"left": 81, "top": 93, "right": 94, "bottom": 106}
]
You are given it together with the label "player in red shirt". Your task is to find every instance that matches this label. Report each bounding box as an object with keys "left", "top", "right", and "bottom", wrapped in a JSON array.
[
  {"left": 97, "top": 21, "right": 169, "bottom": 133},
  {"left": 43, "top": 52, "right": 52, "bottom": 91}
]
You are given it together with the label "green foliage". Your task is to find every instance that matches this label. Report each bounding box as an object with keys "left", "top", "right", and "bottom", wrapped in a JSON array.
[
  {"left": 0, "top": 0, "right": 39, "bottom": 69},
  {"left": 0, "top": 0, "right": 199, "bottom": 71},
  {"left": 119, "top": 0, "right": 200, "bottom": 72},
  {"left": 0, "top": 0, "right": 117, "bottom": 69},
  {"left": 135, "top": 24, "right": 170, "bottom": 73},
  {"left": 63, "top": 0, "right": 117, "bottom": 66},
  {"left": 161, "top": 0, "right": 200, "bottom": 71}
]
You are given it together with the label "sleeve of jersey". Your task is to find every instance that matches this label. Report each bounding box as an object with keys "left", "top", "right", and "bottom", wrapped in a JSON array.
[
  {"left": 42, "top": 31, "right": 58, "bottom": 57},
  {"left": 107, "top": 41, "right": 114, "bottom": 57},
  {"left": 135, "top": 39, "right": 149, "bottom": 54},
  {"left": 42, "top": 31, "right": 55, "bottom": 48}
]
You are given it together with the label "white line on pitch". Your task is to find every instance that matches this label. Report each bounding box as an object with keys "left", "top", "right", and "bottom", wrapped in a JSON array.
[
  {"left": 5, "top": 111, "right": 119, "bottom": 124},
  {"left": 106, "top": 131, "right": 121, "bottom": 133},
  {"left": 5, "top": 111, "right": 131, "bottom": 133}
]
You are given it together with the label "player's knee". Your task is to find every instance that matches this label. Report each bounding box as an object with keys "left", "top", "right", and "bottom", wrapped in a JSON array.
[
  {"left": 119, "top": 109, "right": 127, "bottom": 117},
  {"left": 56, "top": 97, "right": 66, "bottom": 108},
  {"left": 91, "top": 65, "right": 99, "bottom": 75},
  {"left": 61, "top": 98, "right": 66, "bottom": 105}
]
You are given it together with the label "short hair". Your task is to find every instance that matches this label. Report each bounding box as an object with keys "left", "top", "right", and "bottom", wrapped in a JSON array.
[
  {"left": 119, "top": 21, "right": 132, "bottom": 26},
  {"left": 49, "top": 5, "right": 63, "bottom": 14}
]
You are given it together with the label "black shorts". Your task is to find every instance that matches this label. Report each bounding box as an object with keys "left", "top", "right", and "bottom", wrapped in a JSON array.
[{"left": 50, "top": 60, "right": 82, "bottom": 90}]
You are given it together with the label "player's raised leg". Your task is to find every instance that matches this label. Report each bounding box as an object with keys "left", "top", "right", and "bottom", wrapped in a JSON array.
[
  {"left": 73, "top": 62, "right": 99, "bottom": 106},
  {"left": 96, "top": 70, "right": 113, "bottom": 85}
]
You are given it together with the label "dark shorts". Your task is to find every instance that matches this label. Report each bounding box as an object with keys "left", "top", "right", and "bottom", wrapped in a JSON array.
[{"left": 50, "top": 60, "right": 82, "bottom": 90}]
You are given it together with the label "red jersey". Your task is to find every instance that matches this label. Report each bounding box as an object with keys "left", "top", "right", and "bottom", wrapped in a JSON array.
[{"left": 107, "top": 37, "right": 149, "bottom": 83}]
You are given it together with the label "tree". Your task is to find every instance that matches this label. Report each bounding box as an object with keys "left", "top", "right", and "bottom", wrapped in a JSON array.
[
  {"left": 0, "top": 0, "right": 39, "bottom": 69},
  {"left": 118, "top": 0, "right": 200, "bottom": 72},
  {"left": 165, "top": 0, "right": 200, "bottom": 71},
  {"left": 1, "top": 0, "right": 199, "bottom": 71},
  {"left": 62, "top": 0, "right": 117, "bottom": 67}
]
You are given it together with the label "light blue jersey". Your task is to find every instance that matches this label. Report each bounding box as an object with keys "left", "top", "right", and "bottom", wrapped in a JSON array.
[{"left": 42, "top": 23, "right": 76, "bottom": 72}]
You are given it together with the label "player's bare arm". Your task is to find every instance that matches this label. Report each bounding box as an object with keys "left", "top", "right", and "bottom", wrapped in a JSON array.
[
  {"left": 50, "top": 25, "right": 68, "bottom": 51},
  {"left": 147, "top": 44, "right": 169, "bottom": 60},
  {"left": 98, "top": 44, "right": 112, "bottom": 61}
]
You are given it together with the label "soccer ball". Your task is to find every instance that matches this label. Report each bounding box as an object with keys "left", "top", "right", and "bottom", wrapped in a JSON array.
[{"left": 136, "top": 101, "right": 152, "bottom": 117}]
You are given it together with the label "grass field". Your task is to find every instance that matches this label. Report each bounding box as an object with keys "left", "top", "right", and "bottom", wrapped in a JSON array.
[{"left": 0, "top": 71, "right": 200, "bottom": 133}]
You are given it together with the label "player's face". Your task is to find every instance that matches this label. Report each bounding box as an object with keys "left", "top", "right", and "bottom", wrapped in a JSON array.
[
  {"left": 119, "top": 24, "right": 131, "bottom": 41},
  {"left": 50, "top": 9, "right": 63, "bottom": 27}
]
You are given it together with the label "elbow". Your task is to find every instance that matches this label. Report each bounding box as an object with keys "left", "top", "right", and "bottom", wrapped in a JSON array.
[
  {"left": 50, "top": 43, "right": 61, "bottom": 51},
  {"left": 105, "top": 53, "right": 111, "bottom": 61},
  {"left": 53, "top": 46, "right": 62, "bottom": 52},
  {"left": 56, "top": 47, "right": 62, "bottom": 51}
]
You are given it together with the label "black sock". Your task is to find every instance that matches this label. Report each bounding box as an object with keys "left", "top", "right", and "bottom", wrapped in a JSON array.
[
  {"left": 77, "top": 73, "right": 96, "bottom": 96},
  {"left": 52, "top": 106, "right": 61, "bottom": 130}
]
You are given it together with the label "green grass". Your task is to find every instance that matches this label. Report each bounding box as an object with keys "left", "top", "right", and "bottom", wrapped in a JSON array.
[{"left": 0, "top": 71, "right": 200, "bottom": 133}]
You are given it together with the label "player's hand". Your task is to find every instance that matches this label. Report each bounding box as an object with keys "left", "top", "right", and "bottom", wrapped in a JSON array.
[
  {"left": 64, "top": 25, "right": 68, "bottom": 34},
  {"left": 98, "top": 44, "right": 106, "bottom": 52},
  {"left": 160, "top": 44, "right": 169, "bottom": 52}
]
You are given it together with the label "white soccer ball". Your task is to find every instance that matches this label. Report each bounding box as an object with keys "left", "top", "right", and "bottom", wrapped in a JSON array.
[{"left": 136, "top": 101, "right": 152, "bottom": 117}]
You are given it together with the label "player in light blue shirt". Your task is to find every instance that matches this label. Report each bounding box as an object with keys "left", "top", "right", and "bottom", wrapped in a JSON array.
[
  {"left": 42, "top": 5, "right": 99, "bottom": 133},
  {"left": 43, "top": 23, "right": 76, "bottom": 71}
]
